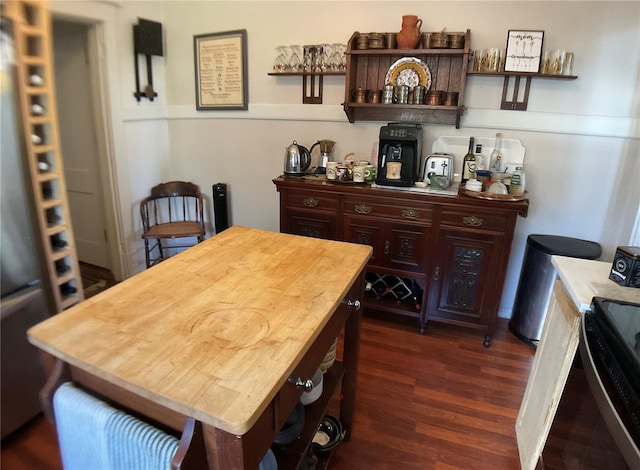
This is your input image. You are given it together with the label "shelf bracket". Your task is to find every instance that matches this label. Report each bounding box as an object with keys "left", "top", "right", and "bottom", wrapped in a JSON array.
[
  {"left": 500, "top": 75, "right": 532, "bottom": 111},
  {"left": 302, "top": 74, "right": 324, "bottom": 104}
]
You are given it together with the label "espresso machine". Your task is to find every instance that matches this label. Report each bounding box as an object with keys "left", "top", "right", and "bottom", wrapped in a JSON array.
[
  {"left": 309, "top": 139, "right": 335, "bottom": 174},
  {"left": 375, "top": 123, "right": 423, "bottom": 187}
]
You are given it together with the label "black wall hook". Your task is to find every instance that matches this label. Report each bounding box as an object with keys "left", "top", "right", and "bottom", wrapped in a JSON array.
[{"left": 133, "top": 18, "right": 163, "bottom": 102}]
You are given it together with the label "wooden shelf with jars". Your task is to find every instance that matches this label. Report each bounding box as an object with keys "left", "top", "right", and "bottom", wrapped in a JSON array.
[{"left": 343, "top": 30, "right": 471, "bottom": 128}]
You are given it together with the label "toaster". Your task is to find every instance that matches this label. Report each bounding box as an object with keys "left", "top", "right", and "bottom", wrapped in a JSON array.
[{"left": 421, "top": 153, "right": 454, "bottom": 188}]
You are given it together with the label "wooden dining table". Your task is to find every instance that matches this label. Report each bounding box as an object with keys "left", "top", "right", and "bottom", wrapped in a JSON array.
[{"left": 28, "top": 226, "right": 372, "bottom": 469}]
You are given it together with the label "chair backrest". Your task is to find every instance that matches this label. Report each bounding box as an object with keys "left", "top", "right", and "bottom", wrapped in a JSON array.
[{"left": 140, "top": 181, "right": 205, "bottom": 233}]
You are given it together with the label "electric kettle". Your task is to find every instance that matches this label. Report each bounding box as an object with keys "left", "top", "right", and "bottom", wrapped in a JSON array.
[{"left": 284, "top": 141, "right": 311, "bottom": 177}]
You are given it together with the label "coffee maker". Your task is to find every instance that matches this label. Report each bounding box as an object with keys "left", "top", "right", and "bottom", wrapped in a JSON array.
[
  {"left": 309, "top": 139, "right": 335, "bottom": 174},
  {"left": 375, "top": 123, "right": 423, "bottom": 187}
]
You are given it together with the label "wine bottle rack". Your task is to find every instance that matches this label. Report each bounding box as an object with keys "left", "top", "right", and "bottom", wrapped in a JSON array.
[
  {"left": 365, "top": 272, "right": 423, "bottom": 313},
  {"left": 6, "top": 0, "right": 84, "bottom": 311}
]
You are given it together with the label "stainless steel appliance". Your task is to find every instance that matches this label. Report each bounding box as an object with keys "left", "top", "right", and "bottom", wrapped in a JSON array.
[
  {"left": 1, "top": 21, "right": 52, "bottom": 439},
  {"left": 421, "top": 153, "right": 454, "bottom": 188},
  {"left": 375, "top": 123, "right": 422, "bottom": 187},
  {"left": 283, "top": 140, "right": 311, "bottom": 177},
  {"left": 541, "top": 297, "right": 640, "bottom": 469},
  {"left": 309, "top": 139, "right": 335, "bottom": 174}
]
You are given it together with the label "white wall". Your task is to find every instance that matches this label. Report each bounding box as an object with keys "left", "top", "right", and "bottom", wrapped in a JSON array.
[{"left": 51, "top": 1, "right": 639, "bottom": 318}]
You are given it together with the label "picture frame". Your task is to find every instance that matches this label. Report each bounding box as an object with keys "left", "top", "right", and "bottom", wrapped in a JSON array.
[
  {"left": 504, "top": 30, "right": 544, "bottom": 73},
  {"left": 194, "top": 29, "right": 248, "bottom": 110}
]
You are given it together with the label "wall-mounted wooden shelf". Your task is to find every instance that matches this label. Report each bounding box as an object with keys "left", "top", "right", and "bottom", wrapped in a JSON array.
[
  {"left": 467, "top": 70, "right": 578, "bottom": 111},
  {"left": 342, "top": 30, "right": 471, "bottom": 128},
  {"left": 268, "top": 71, "right": 345, "bottom": 104}
]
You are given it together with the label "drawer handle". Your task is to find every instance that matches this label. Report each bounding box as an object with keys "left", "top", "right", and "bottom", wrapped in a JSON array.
[
  {"left": 345, "top": 299, "right": 361, "bottom": 310},
  {"left": 463, "top": 215, "right": 483, "bottom": 227},
  {"left": 355, "top": 204, "right": 372, "bottom": 214},
  {"left": 402, "top": 209, "right": 419, "bottom": 220},
  {"left": 384, "top": 240, "right": 390, "bottom": 255},
  {"left": 433, "top": 266, "right": 440, "bottom": 281},
  {"left": 290, "top": 377, "right": 314, "bottom": 392},
  {"left": 303, "top": 197, "right": 319, "bottom": 208}
]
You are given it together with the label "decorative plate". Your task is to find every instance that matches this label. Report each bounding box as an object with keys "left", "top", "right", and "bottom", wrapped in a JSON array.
[{"left": 385, "top": 57, "right": 432, "bottom": 89}]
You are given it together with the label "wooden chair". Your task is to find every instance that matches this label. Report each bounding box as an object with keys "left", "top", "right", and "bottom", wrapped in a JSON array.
[{"left": 140, "top": 181, "right": 205, "bottom": 268}]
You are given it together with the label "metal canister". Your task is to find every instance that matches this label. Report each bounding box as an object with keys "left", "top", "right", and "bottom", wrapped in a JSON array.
[
  {"left": 412, "top": 86, "right": 425, "bottom": 104},
  {"left": 381, "top": 86, "right": 394, "bottom": 104},
  {"left": 394, "top": 85, "right": 409, "bottom": 104}
]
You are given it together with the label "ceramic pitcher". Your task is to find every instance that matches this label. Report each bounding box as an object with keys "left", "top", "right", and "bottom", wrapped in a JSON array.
[{"left": 397, "top": 15, "right": 422, "bottom": 49}]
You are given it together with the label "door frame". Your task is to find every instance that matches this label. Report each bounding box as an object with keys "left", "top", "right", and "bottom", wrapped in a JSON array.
[{"left": 50, "top": 2, "right": 128, "bottom": 280}]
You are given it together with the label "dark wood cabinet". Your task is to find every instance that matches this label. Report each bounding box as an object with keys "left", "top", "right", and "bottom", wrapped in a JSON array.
[{"left": 274, "top": 177, "right": 527, "bottom": 345}]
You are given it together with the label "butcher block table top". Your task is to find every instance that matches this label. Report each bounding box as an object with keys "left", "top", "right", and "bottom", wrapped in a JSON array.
[{"left": 28, "top": 226, "right": 372, "bottom": 435}]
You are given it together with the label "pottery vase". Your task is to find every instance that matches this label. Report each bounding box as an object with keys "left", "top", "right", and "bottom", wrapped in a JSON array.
[{"left": 396, "top": 15, "right": 422, "bottom": 49}]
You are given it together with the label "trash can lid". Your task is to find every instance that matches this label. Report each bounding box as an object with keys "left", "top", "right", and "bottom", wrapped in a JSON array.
[{"left": 527, "top": 234, "right": 602, "bottom": 259}]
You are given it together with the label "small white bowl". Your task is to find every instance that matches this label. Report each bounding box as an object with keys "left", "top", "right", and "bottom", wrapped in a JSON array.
[
  {"left": 414, "top": 181, "right": 428, "bottom": 188},
  {"left": 465, "top": 179, "right": 482, "bottom": 192},
  {"left": 488, "top": 182, "right": 508, "bottom": 195}
]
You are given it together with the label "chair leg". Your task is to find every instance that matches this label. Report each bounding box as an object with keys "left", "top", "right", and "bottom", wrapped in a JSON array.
[
  {"left": 144, "top": 239, "right": 151, "bottom": 269},
  {"left": 157, "top": 240, "right": 164, "bottom": 264}
]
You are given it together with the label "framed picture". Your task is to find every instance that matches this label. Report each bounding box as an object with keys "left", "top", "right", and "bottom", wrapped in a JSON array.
[
  {"left": 504, "top": 30, "right": 544, "bottom": 73},
  {"left": 194, "top": 29, "right": 248, "bottom": 110}
]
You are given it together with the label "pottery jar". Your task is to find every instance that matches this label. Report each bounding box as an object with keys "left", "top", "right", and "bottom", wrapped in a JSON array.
[{"left": 397, "top": 15, "right": 422, "bottom": 49}]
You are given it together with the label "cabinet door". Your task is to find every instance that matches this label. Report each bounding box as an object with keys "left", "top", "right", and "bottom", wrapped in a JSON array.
[
  {"left": 387, "top": 223, "right": 430, "bottom": 273},
  {"left": 427, "top": 228, "right": 503, "bottom": 327},
  {"left": 343, "top": 216, "right": 385, "bottom": 267},
  {"left": 344, "top": 217, "right": 429, "bottom": 273}
]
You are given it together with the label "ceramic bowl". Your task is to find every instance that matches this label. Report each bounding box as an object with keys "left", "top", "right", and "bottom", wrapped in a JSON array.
[
  {"left": 488, "top": 182, "right": 508, "bottom": 195},
  {"left": 274, "top": 402, "right": 305, "bottom": 445},
  {"left": 312, "top": 415, "right": 345, "bottom": 453}
]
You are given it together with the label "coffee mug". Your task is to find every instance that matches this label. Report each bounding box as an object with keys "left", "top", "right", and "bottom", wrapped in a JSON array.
[
  {"left": 353, "top": 165, "right": 366, "bottom": 183},
  {"left": 335, "top": 165, "right": 349, "bottom": 181},
  {"left": 326, "top": 161, "right": 338, "bottom": 180},
  {"left": 364, "top": 165, "right": 376, "bottom": 182},
  {"left": 386, "top": 162, "right": 402, "bottom": 179}
]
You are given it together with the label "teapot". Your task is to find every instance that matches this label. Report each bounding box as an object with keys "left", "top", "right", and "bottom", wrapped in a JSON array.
[{"left": 284, "top": 140, "right": 311, "bottom": 177}]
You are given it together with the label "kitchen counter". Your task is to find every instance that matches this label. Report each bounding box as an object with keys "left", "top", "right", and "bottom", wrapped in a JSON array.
[
  {"left": 552, "top": 255, "right": 640, "bottom": 311},
  {"left": 28, "top": 226, "right": 372, "bottom": 469}
]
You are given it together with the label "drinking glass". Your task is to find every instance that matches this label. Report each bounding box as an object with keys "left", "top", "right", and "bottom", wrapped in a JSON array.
[
  {"left": 273, "top": 46, "right": 288, "bottom": 72},
  {"left": 329, "top": 43, "right": 342, "bottom": 72},
  {"left": 289, "top": 45, "right": 302, "bottom": 72}
]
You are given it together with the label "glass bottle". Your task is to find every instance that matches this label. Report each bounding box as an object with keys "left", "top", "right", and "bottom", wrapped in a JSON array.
[
  {"left": 461, "top": 137, "right": 476, "bottom": 184},
  {"left": 509, "top": 166, "right": 525, "bottom": 194},
  {"left": 490, "top": 133, "right": 503, "bottom": 172},
  {"left": 475, "top": 143, "right": 485, "bottom": 170}
]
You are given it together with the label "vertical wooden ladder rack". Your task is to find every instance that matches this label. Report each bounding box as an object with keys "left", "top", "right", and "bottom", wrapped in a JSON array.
[{"left": 5, "top": 0, "right": 84, "bottom": 311}]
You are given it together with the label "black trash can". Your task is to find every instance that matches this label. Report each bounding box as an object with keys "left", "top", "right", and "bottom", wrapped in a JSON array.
[{"left": 509, "top": 235, "right": 602, "bottom": 347}]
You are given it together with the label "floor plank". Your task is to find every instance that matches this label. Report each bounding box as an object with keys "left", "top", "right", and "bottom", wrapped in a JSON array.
[{"left": 1, "top": 314, "right": 534, "bottom": 469}]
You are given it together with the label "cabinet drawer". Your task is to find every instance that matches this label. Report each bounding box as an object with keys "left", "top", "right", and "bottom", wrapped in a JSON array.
[
  {"left": 440, "top": 209, "right": 508, "bottom": 232},
  {"left": 286, "top": 191, "right": 338, "bottom": 212},
  {"left": 344, "top": 197, "right": 433, "bottom": 223}
]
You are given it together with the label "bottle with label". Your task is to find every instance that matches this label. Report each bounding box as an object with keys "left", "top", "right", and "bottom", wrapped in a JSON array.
[
  {"left": 509, "top": 166, "right": 525, "bottom": 194},
  {"left": 475, "top": 143, "right": 485, "bottom": 170},
  {"left": 461, "top": 137, "right": 476, "bottom": 184},
  {"left": 489, "top": 132, "right": 503, "bottom": 172}
]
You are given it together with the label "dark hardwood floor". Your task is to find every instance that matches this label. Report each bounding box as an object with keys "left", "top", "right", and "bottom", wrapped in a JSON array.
[{"left": 1, "top": 314, "right": 534, "bottom": 470}]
